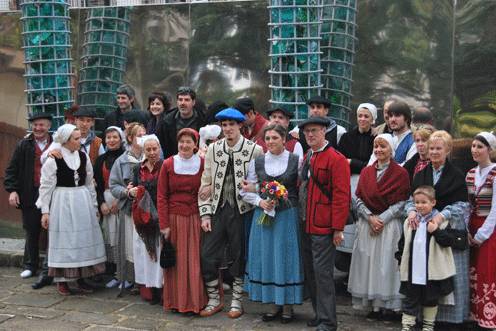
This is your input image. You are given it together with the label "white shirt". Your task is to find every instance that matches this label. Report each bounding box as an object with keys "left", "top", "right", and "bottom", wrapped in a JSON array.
[
  {"left": 473, "top": 163, "right": 496, "bottom": 243},
  {"left": 36, "top": 146, "right": 97, "bottom": 214},
  {"left": 36, "top": 139, "right": 49, "bottom": 151},
  {"left": 173, "top": 154, "right": 201, "bottom": 175}
]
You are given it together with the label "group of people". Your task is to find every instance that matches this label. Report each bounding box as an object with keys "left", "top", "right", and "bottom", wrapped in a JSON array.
[{"left": 4, "top": 84, "right": 496, "bottom": 331}]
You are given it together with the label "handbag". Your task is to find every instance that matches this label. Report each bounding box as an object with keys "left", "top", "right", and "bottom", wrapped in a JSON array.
[
  {"left": 446, "top": 227, "right": 468, "bottom": 251},
  {"left": 160, "top": 237, "right": 176, "bottom": 269}
]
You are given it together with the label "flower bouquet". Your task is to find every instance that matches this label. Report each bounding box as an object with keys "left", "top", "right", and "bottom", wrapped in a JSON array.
[{"left": 257, "top": 180, "right": 289, "bottom": 226}]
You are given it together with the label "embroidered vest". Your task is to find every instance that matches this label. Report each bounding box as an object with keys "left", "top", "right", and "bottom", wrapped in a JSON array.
[
  {"left": 466, "top": 166, "right": 496, "bottom": 217},
  {"left": 33, "top": 141, "right": 51, "bottom": 187},
  {"left": 395, "top": 132, "right": 414, "bottom": 164}
]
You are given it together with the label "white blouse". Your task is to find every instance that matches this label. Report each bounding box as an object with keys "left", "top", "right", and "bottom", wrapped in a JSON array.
[
  {"left": 241, "top": 150, "right": 295, "bottom": 207},
  {"left": 473, "top": 163, "right": 496, "bottom": 243},
  {"left": 173, "top": 153, "right": 201, "bottom": 175},
  {"left": 36, "top": 147, "right": 97, "bottom": 214}
]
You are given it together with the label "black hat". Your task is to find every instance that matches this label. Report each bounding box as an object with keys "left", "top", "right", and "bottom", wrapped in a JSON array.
[
  {"left": 388, "top": 101, "right": 412, "bottom": 124},
  {"left": 298, "top": 116, "right": 331, "bottom": 129},
  {"left": 267, "top": 107, "right": 293, "bottom": 119},
  {"left": 233, "top": 97, "right": 255, "bottom": 114},
  {"left": 123, "top": 110, "right": 148, "bottom": 126},
  {"left": 306, "top": 96, "right": 331, "bottom": 108},
  {"left": 74, "top": 108, "right": 97, "bottom": 118},
  {"left": 28, "top": 112, "right": 53, "bottom": 122}
]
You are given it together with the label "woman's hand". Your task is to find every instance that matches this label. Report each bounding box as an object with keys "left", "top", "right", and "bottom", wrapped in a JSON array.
[
  {"left": 110, "top": 200, "right": 119, "bottom": 214},
  {"left": 199, "top": 185, "right": 212, "bottom": 201},
  {"left": 128, "top": 187, "right": 138, "bottom": 198},
  {"left": 468, "top": 233, "right": 482, "bottom": 247},
  {"left": 48, "top": 149, "right": 63, "bottom": 159},
  {"left": 100, "top": 203, "right": 110, "bottom": 216},
  {"left": 41, "top": 213, "right": 49, "bottom": 229},
  {"left": 407, "top": 211, "right": 419, "bottom": 229},
  {"left": 368, "top": 215, "right": 384, "bottom": 236},
  {"left": 161, "top": 227, "right": 171, "bottom": 240},
  {"left": 427, "top": 219, "right": 438, "bottom": 233},
  {"left": 431, "top": 213, "right": 444, "bottom": 226},
  {"left": 241, "top": 179, "right": 256, "bottom": 193},
  {"left": 259, "top": 199, "right": 275, "bottom": 212}
]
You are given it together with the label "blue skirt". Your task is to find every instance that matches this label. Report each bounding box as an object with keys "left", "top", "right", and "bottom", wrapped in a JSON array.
[{"left": 245, "top": 207, "right": 303, "bottom": 305}]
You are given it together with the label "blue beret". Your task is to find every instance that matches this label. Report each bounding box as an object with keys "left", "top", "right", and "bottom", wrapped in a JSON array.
[{"left": 215, "top": 107, "right": 245, "bottom": 122}]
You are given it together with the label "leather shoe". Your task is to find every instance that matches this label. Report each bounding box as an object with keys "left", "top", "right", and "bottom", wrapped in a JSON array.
[
  {"left": 32, "top": 276, "right": 53, "bottom": 290},
  {"left": 199, "top": 303, "right": 224, "bottom": 317},
  {"left": 227, "top": 308, "right": 243, "bottom": 319},
  {"left": 262, "top": 309, "right": 282, "bottom": 322},
  {"left": 307, "top": 317, "right": 320, "bottom": 327}
]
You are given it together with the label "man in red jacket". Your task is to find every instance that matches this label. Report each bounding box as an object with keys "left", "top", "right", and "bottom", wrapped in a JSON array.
[{"left": 299, "top": 116, "right": 350, "bottom": 331}]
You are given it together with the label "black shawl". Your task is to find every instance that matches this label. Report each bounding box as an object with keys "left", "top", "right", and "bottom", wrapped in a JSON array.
[
  {"left": 411, "top": 159, "right": 468, "bottom": 211},
  {"left": 94, "top": 147, "right": 125, "bottom": 208}
]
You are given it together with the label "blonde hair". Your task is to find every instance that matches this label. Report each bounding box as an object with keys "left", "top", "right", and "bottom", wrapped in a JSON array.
[
  {"left": 125, "top": 122, "right": 145, "bottom": 145},
  {"left": 413, "top": 185, "right": 436, "bottom": 202},
  {"left": 414, "top": 126, "right": 435, "bottom": 141},
  {"left": 428, "top": 130, "right": 453, "bottom": 152}
]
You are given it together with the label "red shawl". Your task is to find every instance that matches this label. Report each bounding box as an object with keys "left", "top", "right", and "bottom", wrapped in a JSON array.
[{"left": 356, "top": 161, "right": 410, "bottom": 215}]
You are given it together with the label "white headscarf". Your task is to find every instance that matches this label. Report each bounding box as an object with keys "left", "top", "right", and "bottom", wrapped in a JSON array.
[
  {"left": 374, "top": 133, "right": 395, "bottom": 158},
  {"left": 53, "top": 124, "right": 77, "bottom": 144},
  {"left": 357, "top": 103, "right": 378, "bottom": 124},
  {"left": 137, "top": 134, "right": 160, "bottom": 149},
  {"left": 105, "top": 126, "right": 125, "bottom": 143},
  {"left": 199, "top": 124, "right": 222, "bottom": 149},
  {"left": 475, "top": 131, "right": 496, "bottom": 151}
]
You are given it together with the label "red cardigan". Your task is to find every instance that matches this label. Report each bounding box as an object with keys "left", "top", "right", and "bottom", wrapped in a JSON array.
[
  {"left": 157, "top": 156, "right": 204, "bottom": 229},
  {"left": 305, "top": 145, "right": 350, "bottom": 235}
]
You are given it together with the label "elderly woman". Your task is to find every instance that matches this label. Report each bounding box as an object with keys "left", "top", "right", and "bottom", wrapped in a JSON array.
[
  {"left": 36, "top": 124, "right": 106, "bottom": 296},
  {"left": 403, "top": 126, "right": 435, "bottom": 183},
  {"left": 348, "top": 134, "right": 410, "bottom": 318},
  {"left": 146, "top": 92, "right": 170, "bottom": 135},
  {"left": 157, "top": 128, "right": 207, "bottom": 314},
  {"left": 466, "top": 132, "right": 496, "bottom": 329},
  {"left": 242, "top": 124, "right": 303, "bottom": 323},
  {"left": 94, "top": 127, "right": 125, "bottom": 275},
  {"left": 406, "top": 130, "right": 469, "bottom": 326},
  {"left": 108, "top": 123, "right": 146, "bottom": 290},
  {"left": 127, "top": 135, "right": 163, "bottom": 304}
]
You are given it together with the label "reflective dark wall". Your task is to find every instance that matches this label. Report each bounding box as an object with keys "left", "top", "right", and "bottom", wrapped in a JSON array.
[{"left": 0, "top": 0, "right": 494, "bottom": 137}]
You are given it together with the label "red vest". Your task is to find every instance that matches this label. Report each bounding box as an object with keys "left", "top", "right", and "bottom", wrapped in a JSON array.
[{"left": 33, "top": 140, "right": 52, "bottom": 187}]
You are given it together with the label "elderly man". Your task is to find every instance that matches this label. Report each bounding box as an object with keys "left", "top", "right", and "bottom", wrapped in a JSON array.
[
  {"left": 299, "top": 116, "right": 350, "bottom": 331},
  {"left": 4, "top": 113, "right": 54, "bottom": 288},
  {"left": 157, "top": 86, "right": 207, "bottom": 158},
  {"left": 198, "top": 108, "right": 263, "bottom": 319}
]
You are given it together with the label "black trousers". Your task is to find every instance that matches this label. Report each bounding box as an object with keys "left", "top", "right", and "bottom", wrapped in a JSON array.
[
  {"left": 201, "top": 203, "right": 245, "bottom": 283},
  {"left": 301, "top": 222, "right": 317, "bottom": 311},
  {"left": 21, "top": 207, "right": 43, "bottom": 273},
  {"left": 311, "top": 234, "right": 337, "bottom": 331},
  {"left": 402, "top": 284, "right": 438, "bottom": 316}
]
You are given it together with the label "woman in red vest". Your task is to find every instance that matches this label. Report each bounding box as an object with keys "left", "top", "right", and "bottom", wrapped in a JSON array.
[{"left": 467, "top": 131, "right": 496, "bottom": 329}]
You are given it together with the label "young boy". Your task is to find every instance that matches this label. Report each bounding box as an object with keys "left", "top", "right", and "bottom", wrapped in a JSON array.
[{"left": 398, "top": 186, "right": 456, "bottom": 331}]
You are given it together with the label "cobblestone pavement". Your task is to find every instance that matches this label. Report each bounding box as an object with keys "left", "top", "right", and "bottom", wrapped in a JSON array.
[{"left": 0, "top": 267, "right": 401, "bottom": 331}]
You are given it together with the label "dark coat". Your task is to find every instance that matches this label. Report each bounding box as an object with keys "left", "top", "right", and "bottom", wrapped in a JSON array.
[
  {"left": 403, "top": 153, "right": 420, "bottom": 184},
  {"left": 156, "top": 107, "right": 207, "bottom": 159},
  {"left": 4, "top": 134, "right": 52, "bottom": 209},
  {"left": 337, "top": 126, "right": 374, "bottom": 175},
  {"left": 102, "top": 106, "right": 145, "bottom": 131}
]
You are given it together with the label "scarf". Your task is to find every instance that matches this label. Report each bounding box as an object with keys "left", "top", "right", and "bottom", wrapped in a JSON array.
[
  {"left": 411, "top": 160, "right": 468, "bottom": 210},
  {"left": 103, "top": 147, "right": 124, "bottom": 170},
  {"left": 356, "top": 160, "right": 410, "bottom": 214},
  {"left": 412, "top": 209, "right": 438, "bottom": 285},
  {"left": 80, "top": 131, "right": 97, "bottom": 153}
]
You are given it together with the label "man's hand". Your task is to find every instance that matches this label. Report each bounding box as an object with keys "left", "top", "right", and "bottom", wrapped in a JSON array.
[
  {"left": 160, "top": 227, "right": 171, "bottom": 240},
  {"left": 48, "top": 149, "right": 63, "bottom": 159},
  {"left": 199, "top": 185, "right": 212, "bottom": 201},
  {"left": 333, "top": 230, "right": 344, "bottom": 246},
  {"left": 41, "top": 213, "right": 49, "bottom": 229},
  {"left": 8, "top": 192, "right": 20, "bottom": 208},
  {"left": 201, "top": 216, "right": 212, "bottom": 232}
]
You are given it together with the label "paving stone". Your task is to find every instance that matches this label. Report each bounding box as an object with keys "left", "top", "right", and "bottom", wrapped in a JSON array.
[
  {"left": 0, "top": 305, "right": 65, "bottom": 319},
  {"left": 0, "top": 315, "right": 85, "bottom": 330},
  {"left": 53, "top": 296, "right": 128, "bottom": 314},
  {"left": 1, "top": 292, "right": 64, "bottom": 308},
  {"left": 116, "top": 316, "right": 168, "bottom": 330},
  {"left": 116, "top": 302, "right": 164, "bottom": 318},
  {"left": 61, "top": 310, "right": 120, "bottom": 325},
  {"left": 0, "top": 314, "right": 14, "bottom": 324}
]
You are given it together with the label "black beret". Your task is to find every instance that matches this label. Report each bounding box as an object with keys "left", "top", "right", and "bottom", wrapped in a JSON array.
[
  {"left": 266, "top": 107, "right": 293, "bottom": 119},
  {"left": 73, "top": 108, "right": 97, "bottom": 118},
  {"left": 233, "top": 97, "right": 255, "bottom": 114},
  {"left": 28, "top": 112, "right": 53, "bottom": 121},
  {"left": 306, "top": 95, "right": 331, "bottom": 108},
  {"left": 298, "top": 116, "right": 331, "bottom": 129},
  {"left": 123, "top": 110, "right": 148, "bottom": 125}
]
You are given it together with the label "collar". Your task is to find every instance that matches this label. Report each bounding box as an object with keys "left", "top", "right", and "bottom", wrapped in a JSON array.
[
  {"left": 140, "top": 159, "right": 162, "bottom": 172},
  {"left": 417, "top": 209, "right": 439, "bottom": 223},
  {"left": 432, "top": 164, "right": 445, "bottom": 173},
  {"left": 225, "top": 135, "right": 244, "bottom": 152},
  {"left": 393, "top": 128, "right": 411, "bottom": 139},
  {"left": 311, "top": 140, "right": 329, "bottom": 153},
  {"left": 375, "top": 161, "right": 390, "bottom": 171}
]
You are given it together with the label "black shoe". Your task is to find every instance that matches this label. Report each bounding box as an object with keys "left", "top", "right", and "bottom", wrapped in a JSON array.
[
  {"left": 32, "top": 276, "right": 53, "bottom": 290},
  {"left": 366, "top": 311, "right": 383, "bottom": 320},
  {"left": 262, "top": 309, "right": 282, "bottom": 322},
  {"left": 281, "top": 313, "right": 294, "bottom": 324},
  {"left": 307, "top": 317, "right": 320, "bottom": 327}
]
